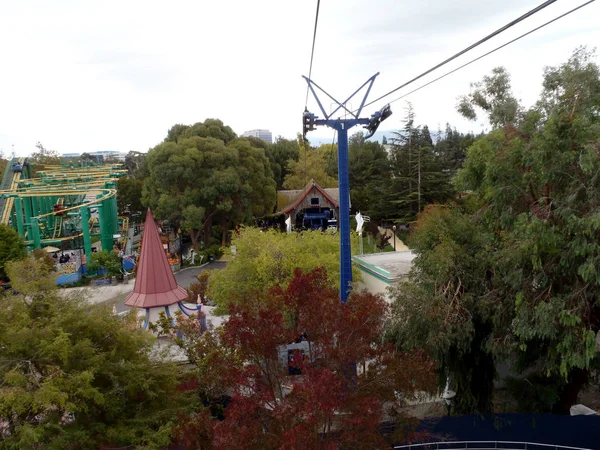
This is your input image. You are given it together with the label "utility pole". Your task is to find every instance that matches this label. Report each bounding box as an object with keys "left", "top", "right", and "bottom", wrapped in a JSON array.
[{"left": 303, "top": 73, "right": 391, "bottom": 303}]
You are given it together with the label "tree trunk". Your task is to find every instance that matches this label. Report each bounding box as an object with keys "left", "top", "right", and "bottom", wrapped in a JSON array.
[
  {"left": 190, "top": 230, "right": 200, "bottom": 252},
  {"left": 552, "top": 368, "right": 588, "bottom": 414},
  {"left": 418, "top": 146, "right": 421, "bottom": 212},
  {"left": 221, "top": 216, "right": 229, "bottom": 248},
  {"left": 408, "top": 133, "right": 412, "bottom": 214},
  {"left": 203, "top": 215, "right": 213, "bottom": 248}
]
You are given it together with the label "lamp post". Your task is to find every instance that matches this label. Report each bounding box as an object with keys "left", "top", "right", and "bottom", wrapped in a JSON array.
[{"left": 392, "top": 225, "right": 396, "bottom": 251}]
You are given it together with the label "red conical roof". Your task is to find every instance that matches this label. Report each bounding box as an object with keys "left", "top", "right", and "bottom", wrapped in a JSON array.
[{"left": 125, "top": 209, "right": 188, "bottom": 308}]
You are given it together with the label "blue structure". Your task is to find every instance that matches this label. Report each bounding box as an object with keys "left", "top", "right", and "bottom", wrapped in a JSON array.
[{"left": 303, "top": 73, "right": 392, "bottom": 303}]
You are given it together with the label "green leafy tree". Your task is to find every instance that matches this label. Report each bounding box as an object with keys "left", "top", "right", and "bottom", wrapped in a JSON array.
[
  {"left": 456, "top": 48, "right": 600, "bottom": 413},
  {"left": 283, "top": 135, "right": 338, "bottom": 189},
  {"left": 181, "top": 119, "right": 236, "bottom": 144},
  {"left": 0, "top": 224, "right": 26, "bottom": 278},
  {"left": 29, "top": 141, "right": 61, "bottom": 166},
  {"left": 0, "top": 149, "right": 8, "bottom": 176},
  {"left": 208, "top": 228, "right": 361, "bottom": 313},
  {"left": 457, "top": 66, "right": 521, "bottom": 128},
  {"left": 434, "top": 124, "right": 477, "bottom": 174},
  {"left": 387, "top": 204, "right": 497, "bottom": 414},
  {"left": 117, "top": 176, "right": 145, "bottom": 219},
  {"left": 165, "top": 124, "right": 190, "bottom": 143},
  {"left": 143, "top": 120, "right": 275, "bottom": 250},
  {"left": 79, "top": 152, "right": 98, "bottom": 164},
  {"left": 270, "top": 137, "right": 300, "bottom": 189},
  {"left": 86, "top": 250, "right": 122, "bottom": 278},
  {"left": 387, "top": 104, "right": 453, "bottom": 222},
  {"left": 390, "top": 48, "right": 600, "bottom": 415},
  {"left": 348, "top": 132, "right": 391, "bottom": 220},
  {"left": 0, "top": 257, "right": 197, "bottom": 449},
  {"left": 123, "top": 150, "right": 148, "bottom": 177}
]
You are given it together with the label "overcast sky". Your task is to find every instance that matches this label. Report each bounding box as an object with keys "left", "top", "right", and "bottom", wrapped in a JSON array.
[{"left": 0, "top": 0, "right": 598, "bottom": 156}]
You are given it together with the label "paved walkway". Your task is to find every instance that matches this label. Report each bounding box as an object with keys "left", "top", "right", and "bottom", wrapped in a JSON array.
[
  {"left": 378, "top": 227, "right": 410, "bottom": 251},
  {"left": 60, "top": 262, "right": 226, "bottom": 310}
]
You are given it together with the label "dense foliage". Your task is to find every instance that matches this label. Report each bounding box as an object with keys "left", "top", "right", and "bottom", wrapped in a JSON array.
[
  {"left": 283, "top": 135, "right": 338, "bottom": 189},
  {"left": 162, "top": 268, "right": 436, "bottom": 449},
  {"left": 208, "top": 228, "right": 361, "bottom": 313},
  {"left": 0, "top": 257, "right": 197, "bottom": 449},
  {"left": 0, "top": 224, "right": 26, "bottom": 278},
  {"left": 142, "top": 119, "right": 276, "bottom": 250},
  {"left": 388, "top": 48, "right": 600, "bottom": 414}
]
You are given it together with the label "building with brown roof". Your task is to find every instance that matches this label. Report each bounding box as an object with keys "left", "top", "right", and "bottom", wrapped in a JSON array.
[{"left": 277, "top": 179, "right": 343, "bottom": 231}]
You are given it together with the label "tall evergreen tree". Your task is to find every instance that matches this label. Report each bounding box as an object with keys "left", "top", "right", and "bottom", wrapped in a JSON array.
[{"left": 387, "top": 104, "right": 453, "bottom": 222}]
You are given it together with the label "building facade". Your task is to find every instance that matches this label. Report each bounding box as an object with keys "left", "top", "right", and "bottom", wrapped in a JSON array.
[
  {"left": 352, "top": 251, "right": 416, "bottom": 302},
  {"left": 277, "top": 179, "right": 340, "bottom": 230},
  {"left": 242, "top": 129, "right": 273, "bottom": 144}
]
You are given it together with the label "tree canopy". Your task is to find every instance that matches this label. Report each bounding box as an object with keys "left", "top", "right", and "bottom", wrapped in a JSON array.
[
  {"left": 269, "top": 137, "right": 300, "bottom": 189},
  {"left": 142, "top": 119, "right": 276, "bottom": 250},
  {"left": 29, "top": 142, "right": 61, "bottom": 166},
  {"left": 388, "top": 47, "right": 600, "bottom": 415},
  {"left": 208, "top": 228, "right": 361, "bottom": 313},
  {"left": 386, "top": 104, "right": 454, "bottom": 223},
  {"left": 283, "top": 135, "right": 338, "bottom": 189},
  {"left": 0, "top": 257, "right": 197, "bottom": 449},
  {"left": 162, "top": 268, "right": 436, "bottom": 449},
  {"left": 348, "top": 132, "right": 392, "bottom": 219},
  {"left": 0, "top": 224, "right": 26, "bottom": 278}
]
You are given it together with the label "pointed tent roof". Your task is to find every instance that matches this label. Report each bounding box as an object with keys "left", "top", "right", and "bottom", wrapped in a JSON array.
[{"left": 125, "top": 208, "right": 188, "bottom": 308}]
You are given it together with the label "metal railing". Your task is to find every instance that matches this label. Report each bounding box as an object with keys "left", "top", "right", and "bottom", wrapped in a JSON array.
[{"left": 393, "top": 442, "right": 592, "bottom": 450}]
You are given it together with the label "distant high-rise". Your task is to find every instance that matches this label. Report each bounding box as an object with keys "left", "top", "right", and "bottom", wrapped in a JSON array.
[{"left": 242, "top": 129, "right": 272, "bottom": 144}]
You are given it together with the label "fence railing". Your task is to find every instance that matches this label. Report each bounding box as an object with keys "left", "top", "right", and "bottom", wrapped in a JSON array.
[{"left": 393, "top": 442, "right": 592, "bottom": 450}]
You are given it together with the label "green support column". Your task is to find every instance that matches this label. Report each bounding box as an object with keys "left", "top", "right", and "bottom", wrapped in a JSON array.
[
  {"left": 23, "top": 196, "right": 33, "bottom": 240},
  {"left": 31, "top": 218, "right": 41, "bottom": 249},
  {"left": 14, "top": 198, "right": 24, "bottom": 236},
  {"left": 96, "top": 198, "right": 113, "bottom": 252},
  {"left": 107, "top": 182, "right": 119, "bottom": 234},
  {"left": 80, "top": 206, "right": 92, "bottom": 259},
  {"left": 23, "top": 196, "right": 32, "bottom": 224},
  {"left": 32, "top": 196, "right": 39, "bottom": 216}
]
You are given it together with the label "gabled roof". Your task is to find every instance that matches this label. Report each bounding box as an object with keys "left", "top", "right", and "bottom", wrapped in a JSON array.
[
  {"left": 277, "top": 179, "right": 340, "bottom": 214},
  {"left": 125, "top": 209, "right": 188, "bottom": 308}
]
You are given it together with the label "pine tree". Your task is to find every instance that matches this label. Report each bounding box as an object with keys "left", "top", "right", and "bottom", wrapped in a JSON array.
[{"left": 387, "top": 104, "right": 454, "bottom": 222}]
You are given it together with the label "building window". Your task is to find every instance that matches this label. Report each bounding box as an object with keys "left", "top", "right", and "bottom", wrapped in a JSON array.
[{"left": 310, "top": 197, "right": 320, "bottom": 205}]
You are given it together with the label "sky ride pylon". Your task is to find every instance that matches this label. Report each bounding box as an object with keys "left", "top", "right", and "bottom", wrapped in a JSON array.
[{"left": 302, "top": 73, "right": 392, "bottom": 303}]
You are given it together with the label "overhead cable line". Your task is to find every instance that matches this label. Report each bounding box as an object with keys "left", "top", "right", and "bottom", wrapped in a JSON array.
[
  {"left": 359, "top": 0, "right": 558, "bottom": 111},
  {"left": 305, "top": 0, "right": 321, "bottom": 108},
  {"left": 384, "top": 0, "right": 595, "bottom": 106}
]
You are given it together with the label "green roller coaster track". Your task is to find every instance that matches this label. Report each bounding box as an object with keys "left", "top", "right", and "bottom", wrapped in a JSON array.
[{"left": 0, "top": 158, "right": 128, "bottom": 257}]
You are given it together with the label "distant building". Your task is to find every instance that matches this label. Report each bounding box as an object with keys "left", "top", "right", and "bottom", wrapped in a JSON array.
[
  {"left": 242, "top": 129, "right": 273, "bottom": 144},
  {"left": 61, "top": 150, "right": 126, "bottom": 161}
]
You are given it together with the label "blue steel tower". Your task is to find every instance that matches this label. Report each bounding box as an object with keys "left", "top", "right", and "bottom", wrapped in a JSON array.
[{"left": 303, "top": 73, "right": 392, "bottom": 303}]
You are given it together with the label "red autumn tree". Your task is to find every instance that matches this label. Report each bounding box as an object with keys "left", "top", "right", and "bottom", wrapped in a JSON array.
[{"left": 166, "top": 267, "right": 437, "bottom": 449}]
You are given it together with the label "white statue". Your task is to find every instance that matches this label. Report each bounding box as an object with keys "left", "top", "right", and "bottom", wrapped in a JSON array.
[{"left": 356, "top": 212, "right": 364, "bottom": 236}]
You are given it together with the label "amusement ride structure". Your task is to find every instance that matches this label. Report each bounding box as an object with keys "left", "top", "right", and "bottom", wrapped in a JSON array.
[{"left": 0, "top": 157, "right": 127, "bottom": 257}]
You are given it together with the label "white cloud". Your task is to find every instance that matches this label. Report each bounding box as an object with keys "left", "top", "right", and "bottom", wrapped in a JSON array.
[{"left": 0, "top": 0, "right": 598, "bottom": 156}]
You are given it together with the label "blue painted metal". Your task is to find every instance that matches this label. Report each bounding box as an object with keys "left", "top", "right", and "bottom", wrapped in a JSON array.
[
  {"left": 303, "top": 73, "right": 390, "bottom": 303},
  {"left": 179, "top": 302, "right": 202, "bottom": 311},
  {"left": 164, "top": 306, "right": 176, "bottom": 326},
  {"left": 337, "top": 124, "right": 352, "bottom": 302},
  {"left": 177, "top": 302, "right": 192, "bottom": 317},
  {"left": 142, "top": 308, "right": 150, "bottom": 329}
]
